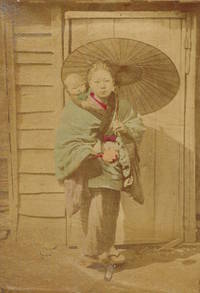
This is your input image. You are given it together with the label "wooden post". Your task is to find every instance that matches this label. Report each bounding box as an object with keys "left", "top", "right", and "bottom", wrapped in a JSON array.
[
  {"left": 3, "top": 4, "right": 19, "bottom": 240},
  {"left": 195, "top": 12, "right": 200, "bottom": 240},
  {"left": 0, "top": 5, "right": 9, "bottom": 159},
  {"left": 51, "top": 5, "right": 64, "bottom": 127},
  {"left": 184, "top": 13, "right": 197, "bottom": 242}
]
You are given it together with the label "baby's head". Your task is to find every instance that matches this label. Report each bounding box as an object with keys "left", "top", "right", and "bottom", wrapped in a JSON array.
[{"left": 64, "top": 73, "right": 86, "bottom": 96}]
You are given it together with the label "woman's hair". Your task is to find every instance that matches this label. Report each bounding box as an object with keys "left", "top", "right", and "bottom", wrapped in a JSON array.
[{"left": 87, "top": 61, "right": 114, "bottom": 83}]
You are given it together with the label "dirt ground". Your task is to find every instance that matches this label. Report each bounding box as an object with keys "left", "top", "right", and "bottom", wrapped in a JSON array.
[{"left": 1, "top": 239, "right": 200, "bottom": 293}]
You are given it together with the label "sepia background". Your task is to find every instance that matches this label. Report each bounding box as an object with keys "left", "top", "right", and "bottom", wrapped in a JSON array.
[
  {"left": 1, "top": 1, "right": 200, "bottom": 292},
  {"left": 0, "top": 0, "right": 200, "bottom": 250}
]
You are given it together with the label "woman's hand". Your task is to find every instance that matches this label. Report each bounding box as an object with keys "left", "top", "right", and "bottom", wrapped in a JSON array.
[
  {"left": 102, "top": 149, "right": 118, "bottom": 163},
  {"left": 112, "top": 120, "right": 127, "bottom": 134}
]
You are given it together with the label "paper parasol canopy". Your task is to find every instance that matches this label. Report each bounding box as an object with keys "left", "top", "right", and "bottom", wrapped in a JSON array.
[{"left": 62, "top": 38, "right": 180, "bottom": 115}]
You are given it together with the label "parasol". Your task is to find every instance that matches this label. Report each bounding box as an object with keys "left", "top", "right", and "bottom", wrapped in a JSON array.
[{"left": 62, "top": 38, "right": 180, "bottom": 115}]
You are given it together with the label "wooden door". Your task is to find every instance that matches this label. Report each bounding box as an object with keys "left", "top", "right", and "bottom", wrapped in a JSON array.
[{"left": 64, "top": 11, "right": 196, "bottom": 245}]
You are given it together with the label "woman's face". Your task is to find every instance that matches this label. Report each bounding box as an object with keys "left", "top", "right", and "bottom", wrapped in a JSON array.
[{"left": 89, "top": 69, "right": 114, "bottom": 98}]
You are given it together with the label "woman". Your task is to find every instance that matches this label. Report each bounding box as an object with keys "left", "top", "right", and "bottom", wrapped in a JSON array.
[{"left": 55, "top": 62, "right": 145, "bottom": 264}]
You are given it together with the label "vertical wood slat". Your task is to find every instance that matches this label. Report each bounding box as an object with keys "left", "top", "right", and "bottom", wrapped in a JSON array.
[
  {"left": 63, "top": 17, "right": 70, "bottom": 105},
  {"left": 64, "top": 17, "right": 70, "bottom": 59},
  {"left": 5, "top": 11, "right": 19, "bottom": 240},
  {"left": 0, "top": 7, "right": 9, "bottom": 156},
  {"left": 51, "top": 6, "right": 64, "bottom": 128},
  {"left": 196, "top": 14, "right": 200, "bottom": 223},
  {"left": 173, "top": 17, "right": 185, "bottom": 241},
  {"left": 0, "top": 7, "right": 11, "bottom": 238},
  {"left": 154, "top": 18, "right": 184, "bottom": 241},
  {"left": 184, "top": 14, "right": 196, "bottom": 242}
]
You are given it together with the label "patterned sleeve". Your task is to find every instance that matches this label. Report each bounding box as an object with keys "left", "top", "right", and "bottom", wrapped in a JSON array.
[{"left": 119, "top": 99, "right": 146, "bottom": 143}]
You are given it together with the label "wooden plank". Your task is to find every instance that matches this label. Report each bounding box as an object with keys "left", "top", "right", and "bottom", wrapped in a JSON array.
[
  {"left": 0, "top": 131, "right": 9, "bottom": 150},
  {"left": 0, "top": 179, "right": 8, "bottom": 192},
  {"left": 51, "top": 6, "right": 64, "bottom": 127},
  {"left": 0, "top": 150, "right": 9, "bottom": 159},
  {"left": 154, "top": 128, "right": 182, "bottom": 240},
  {"left": 19, "top": 174, "right": 63, "bottom": 194},
  {"left": 15, "top": 52, "right": 53, "bottom": 64},
  {"left": 0, "top": 159, "right": 8, "bottom": 192},
  {"left": 8, "top": 149, "right": 14, "bottom": 232},
  {"left": 5, "top": 13, "right": 19, "bottom": 240},
  {"left": 16, "top": 64, "right": 54, "bottom": 86},
  {"left": 71, "top": 19, "right": 88, "bottom": 51},
  {"left": 74, "top": 0, "right": 131, "bottom": 2},
  {"left": 18, "top": 130, "right": 55, "bottom": 149},
  {"left": 18, "top": 216, "right": 66, "bottom": 245},
  {"left": 0, "top": 110, "right": 8, "bottom": 132},
  {"left": 14, "top": 5, "right": 51, "bottom": 34},
  {"left": 184, "top": 14, "right": 196, "bottom": 242},
  {"left": 114, "top": 18, "right": 178, "bottom": 56},
  {"left": 19, "top": 193, "right": 65, "bottom": 217},
  {"left": 87, "top": 18, "right": 114, "bottom": 41},
  {"left": 153, "top": 18, "right": 184, "bottom": 241},
  {"left": 119, "top": 127, "right": 156, "bottom": 243},
  {"left": 0, "top": 9, "right": 9, "bottom": 157},
  {"left": 196, "top": 15, "right": 200, "bottom": 218},
  {"left": 12, "top": 0, "right": 200, "bottom": 3},
  {"left": 16, "top": 86, "right": 55, "bottom": 113},
  {"left": 18, "top": 150, "right": 55, "bottom": 174},
  {"left": 64, "top": 17, "right": 70, "bottom": 59},
  {"left": 0, "top": 8, "right": 8, "bottom": 121},
  {"left": 15, "top": 35, "right": 53, "bottom": 53},
  {"left": 168, "top": 18, "right": 185, "bottom": 240},
  {"left": 63, "top": 19, "right": 71, "bottom": 105},
  {"left": 65, "top": 11, "right": 185, "bottom": 20},
  {"left": 17, "top": 112, "right": 55, "bottom": 130},
  {"left": 71, "top": 18, "right": 114, "bottom": 50}
]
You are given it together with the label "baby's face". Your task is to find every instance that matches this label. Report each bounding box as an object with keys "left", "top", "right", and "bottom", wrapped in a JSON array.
[
  {"left": 65, "top": 74, "right": 86, "bottom": 96},
  {"left": 68, "top": 82, "right": 86, "bottom": 96}
]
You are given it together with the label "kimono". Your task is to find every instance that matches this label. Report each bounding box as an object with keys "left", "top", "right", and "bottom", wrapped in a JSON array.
[{"left": 55, "top": 93, "right": 145, "bottom": 256}]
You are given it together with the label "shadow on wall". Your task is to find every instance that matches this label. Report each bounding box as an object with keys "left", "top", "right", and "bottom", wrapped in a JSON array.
[{"left": 119, "top": 126, "right": 194, "bottom": 245}]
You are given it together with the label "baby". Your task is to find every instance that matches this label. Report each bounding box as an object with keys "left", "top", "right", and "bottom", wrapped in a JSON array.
[
  {"left": 64, "top": 73, "right": 102, "bottom": 153},
  {"left": 64, "top": 73, "right": 87, "bottom": 106},
  {"left": 64, "top": 73, "right": 101, "bottom": 111}
]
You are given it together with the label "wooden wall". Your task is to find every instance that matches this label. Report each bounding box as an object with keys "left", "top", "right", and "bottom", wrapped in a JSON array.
[{"left": 13, "top": 5, "right": 66, "bottom": 244}]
